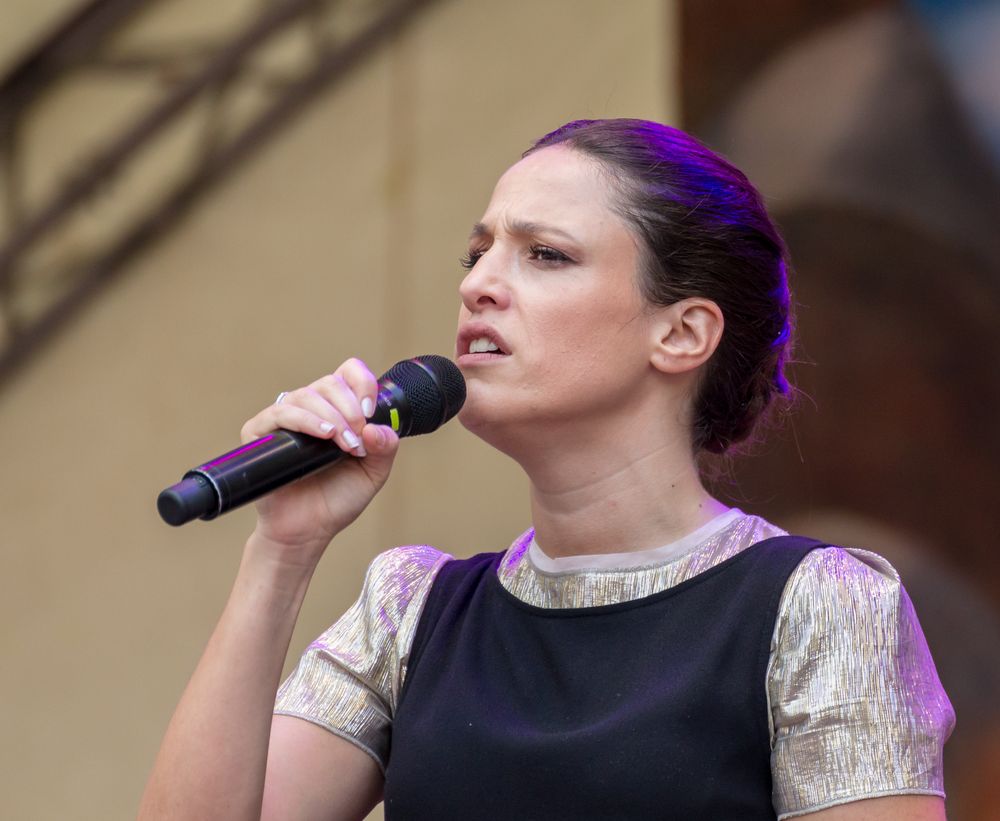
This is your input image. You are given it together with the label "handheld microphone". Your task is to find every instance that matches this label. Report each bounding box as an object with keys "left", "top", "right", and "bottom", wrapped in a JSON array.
[{"left": 156, "top": 355, "right": 465, "bottom": 526}]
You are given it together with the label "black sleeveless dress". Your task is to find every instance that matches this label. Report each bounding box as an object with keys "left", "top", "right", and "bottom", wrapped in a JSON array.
[{"left": 383, "top": 535, "right": 821, "bottom": 820}]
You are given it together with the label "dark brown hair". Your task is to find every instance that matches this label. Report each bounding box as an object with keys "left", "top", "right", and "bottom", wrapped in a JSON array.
[{"left": 527, "top": 119, "right": 793, "bottom": 454}]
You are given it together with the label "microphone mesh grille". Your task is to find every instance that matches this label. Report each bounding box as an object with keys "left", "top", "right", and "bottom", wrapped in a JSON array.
[{"left": 385, "top": 355, "right": 466, "bottom": 436}]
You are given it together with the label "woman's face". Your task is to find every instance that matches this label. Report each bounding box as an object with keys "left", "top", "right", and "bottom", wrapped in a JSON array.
[{"left": 455, "top": 145, "right": 660, "bottom": 441}]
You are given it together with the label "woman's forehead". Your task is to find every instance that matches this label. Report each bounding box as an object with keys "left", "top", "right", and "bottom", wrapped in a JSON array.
[{"left": 479, "top": 146, "right": 618, "bottom": 230}]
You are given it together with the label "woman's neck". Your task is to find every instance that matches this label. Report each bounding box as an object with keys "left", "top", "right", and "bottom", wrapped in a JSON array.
[{"left": 522, "top": 427, "right": 729, "bottom": 560}]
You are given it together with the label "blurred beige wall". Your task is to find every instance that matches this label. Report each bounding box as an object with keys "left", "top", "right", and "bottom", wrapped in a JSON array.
[
  {"left": 0, "top": 0, "right": 80, "bottom": 70},
  {"left": 0, "top": 0, "right": 677, "bottom": 818}
]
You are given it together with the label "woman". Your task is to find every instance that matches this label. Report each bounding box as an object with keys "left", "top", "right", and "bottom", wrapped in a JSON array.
[{"left": 139, "top": 120, "right": 953, "bottom": 820}]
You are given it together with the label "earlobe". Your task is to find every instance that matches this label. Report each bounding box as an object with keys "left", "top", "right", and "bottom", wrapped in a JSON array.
[{"left": 649, "top": 298, "right": 724, "bottom": 375}]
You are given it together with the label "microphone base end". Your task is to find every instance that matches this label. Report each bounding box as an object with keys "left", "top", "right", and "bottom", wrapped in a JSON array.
[{"left": 157, "top": 474, "right": 219, "bottom": 526}]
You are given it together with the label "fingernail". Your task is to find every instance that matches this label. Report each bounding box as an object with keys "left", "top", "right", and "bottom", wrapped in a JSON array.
[
  {"left": 375, "top": 428, "right": 386, "bottom": 448},
  {"left": 354, "top": 444, "right": 367, "bottom": 458},
  {"left": 361, "top": 397, "right": 375, "bottom": 418},
  {"left": 343, "top": 429, "right": 361, "bottom": 449},
  {"left": 319, "top": 422, "right": 334, "bottom": 434}
]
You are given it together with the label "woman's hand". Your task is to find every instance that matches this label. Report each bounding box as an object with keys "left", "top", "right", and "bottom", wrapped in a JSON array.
[{"left": 240, "top": 358, "right": 400, "bottom": 564}]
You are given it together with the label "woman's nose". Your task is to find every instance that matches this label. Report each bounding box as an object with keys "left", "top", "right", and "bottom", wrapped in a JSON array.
[{"left": 459, "top": 249, "right": 511, "bottom": 313}]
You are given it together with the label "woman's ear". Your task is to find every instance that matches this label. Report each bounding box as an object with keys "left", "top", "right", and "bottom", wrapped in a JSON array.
[{"left": 649, "top": 298, "right": 724, "bottom": 375}]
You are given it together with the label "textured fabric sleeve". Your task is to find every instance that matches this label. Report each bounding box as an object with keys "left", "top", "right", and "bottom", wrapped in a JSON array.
[
  {"left": 768, "top": 546, "right": 955, "bottom": 819},
  {"left": 274, "top": 545, "right": 451, "bottom": 772}
]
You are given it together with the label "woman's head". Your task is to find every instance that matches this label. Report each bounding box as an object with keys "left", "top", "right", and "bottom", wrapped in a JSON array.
[
  {"left": 526, "top": 119, "right": 793, "bottom": 455},
  {"left": 455, "top": 144, "right": 658, "bottom": 446}
]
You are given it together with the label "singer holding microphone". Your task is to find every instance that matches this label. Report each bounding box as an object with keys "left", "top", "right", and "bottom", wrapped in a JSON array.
[{"left": 139, "top": 120, "right": 953, "bottom": 820}]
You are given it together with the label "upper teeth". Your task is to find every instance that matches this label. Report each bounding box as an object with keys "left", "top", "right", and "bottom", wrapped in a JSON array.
[{"left": 469, "top": 337, "right": 500, "bottom": 354}]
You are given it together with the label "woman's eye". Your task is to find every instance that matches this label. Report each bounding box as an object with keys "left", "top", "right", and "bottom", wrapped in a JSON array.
[
  {"left": 460, "top": 250, "right": 484, "bottom": 270},
  {"left": 529, "top": 245, "right": 571, "bottom": 264}
]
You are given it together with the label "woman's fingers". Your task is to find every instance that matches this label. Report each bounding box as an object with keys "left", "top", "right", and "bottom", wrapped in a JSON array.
[
  {"left": 336, "top": 358, "right": 380, "bottom": 422},
  {"left": 308, "top": 374, "right": 367, "bottom": 448},
  {"left": 284, "top": 384, "right": 368, "bottom": 456},
  {"left": 240, "top": 359, "right": 380, "bottom": 456},
  {"left": 241, "top": 400, "right": 335, "bottom": 443}
]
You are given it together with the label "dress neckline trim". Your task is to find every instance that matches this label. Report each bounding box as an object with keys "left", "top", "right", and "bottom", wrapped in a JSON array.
[{"left": 526, "top": 508, "right": 746, "bottom": 575}]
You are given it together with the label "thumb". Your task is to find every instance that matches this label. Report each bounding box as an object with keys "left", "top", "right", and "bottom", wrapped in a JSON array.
[{"left": 358, "top": 423, "right": 400, "bottom": 480}]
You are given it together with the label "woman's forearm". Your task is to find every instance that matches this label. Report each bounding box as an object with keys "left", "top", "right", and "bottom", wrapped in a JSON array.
[
  {"left": 137, "top": 533, "right": 320, "bottom": 821},
  {"left": 140, "top": 360, "right": 398, "bottom": 819}
]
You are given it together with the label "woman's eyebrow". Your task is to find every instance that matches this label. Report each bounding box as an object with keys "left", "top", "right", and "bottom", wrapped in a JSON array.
[{"left": 469, "top": 219, "right": 579, "bottom": 244}]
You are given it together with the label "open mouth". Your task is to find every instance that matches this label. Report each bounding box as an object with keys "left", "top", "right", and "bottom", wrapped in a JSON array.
[
  {"left": 467, "top": 337, "right": 509, "bottom": 355},
  {"left": 458, "top": 325, "right": 511, "bottom": 358}
]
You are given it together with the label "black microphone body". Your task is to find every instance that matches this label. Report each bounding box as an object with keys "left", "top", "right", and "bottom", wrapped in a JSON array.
[{"left": 157, "top": 355, "right": 465, "bottom": 526}]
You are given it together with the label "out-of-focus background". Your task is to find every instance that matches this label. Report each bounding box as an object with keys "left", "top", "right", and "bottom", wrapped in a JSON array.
[{"left": 0, "top": 0, "right": 997, "bottom": 818}]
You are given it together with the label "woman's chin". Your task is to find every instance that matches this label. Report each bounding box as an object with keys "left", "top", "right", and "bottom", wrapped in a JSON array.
[
  {"left": 457, "top": 401, "right": 494, "bottom": 436},
  {"left": 457, "top": 399, "right": 520, "bottom": 447}
]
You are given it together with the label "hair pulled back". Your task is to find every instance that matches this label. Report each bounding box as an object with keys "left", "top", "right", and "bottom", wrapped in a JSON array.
[{"left": 527, "top": 119, "right": 793, "bottom": 455}]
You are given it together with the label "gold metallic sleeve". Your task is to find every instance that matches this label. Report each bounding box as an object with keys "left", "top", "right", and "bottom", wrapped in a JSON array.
[
  {"left": 769, "top": 547, "right": 956, "bottom": 818},
  {"left": 273, "top": 545, "right": 451, "bottom": 771}
]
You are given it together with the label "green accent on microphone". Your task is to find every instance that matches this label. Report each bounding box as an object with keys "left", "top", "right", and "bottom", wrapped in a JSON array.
[{"left": 390, "top": 407, "right": 400, "bottom": 431}]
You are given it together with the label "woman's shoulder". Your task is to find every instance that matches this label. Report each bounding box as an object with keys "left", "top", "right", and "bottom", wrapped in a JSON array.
[
  {"left": 369, "top": 543, "right": 454, "bottom": 575},
  {"left": 784, "top": 542, "right": 905, "bottom": 622},
  {"left": 795, "top": 541, "right": 900, "bottom": 580},
  {"left": 771, "top": 537, "right": 955, "bottom": 731},
  {"left": 357, "top": 544, "right": 455, "bottom": 611},
  {"left": 775, "top": 541, "right": 919, "bottom": 661}
]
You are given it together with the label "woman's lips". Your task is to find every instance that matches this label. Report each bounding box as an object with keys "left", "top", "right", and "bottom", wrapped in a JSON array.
[
  {"left": 456, "top": 323, "right": 512, "bottom": 358},
  {"left": 457, "top": 351, "right": 509, "bottom": 363}
]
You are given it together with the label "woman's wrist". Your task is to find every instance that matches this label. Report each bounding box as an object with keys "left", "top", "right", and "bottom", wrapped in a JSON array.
[{"left": 239, "top": 529, "right": 329, "bottom": 604}]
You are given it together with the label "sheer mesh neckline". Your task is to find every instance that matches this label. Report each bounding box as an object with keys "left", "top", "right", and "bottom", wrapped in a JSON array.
[{"left": 526, "top": 508, "right": 745, "bottom": 575}]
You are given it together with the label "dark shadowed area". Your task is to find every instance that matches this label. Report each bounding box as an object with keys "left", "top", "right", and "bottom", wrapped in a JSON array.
[{"left": 683, "top": 1, "right": 1000, "bottom": 817}]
